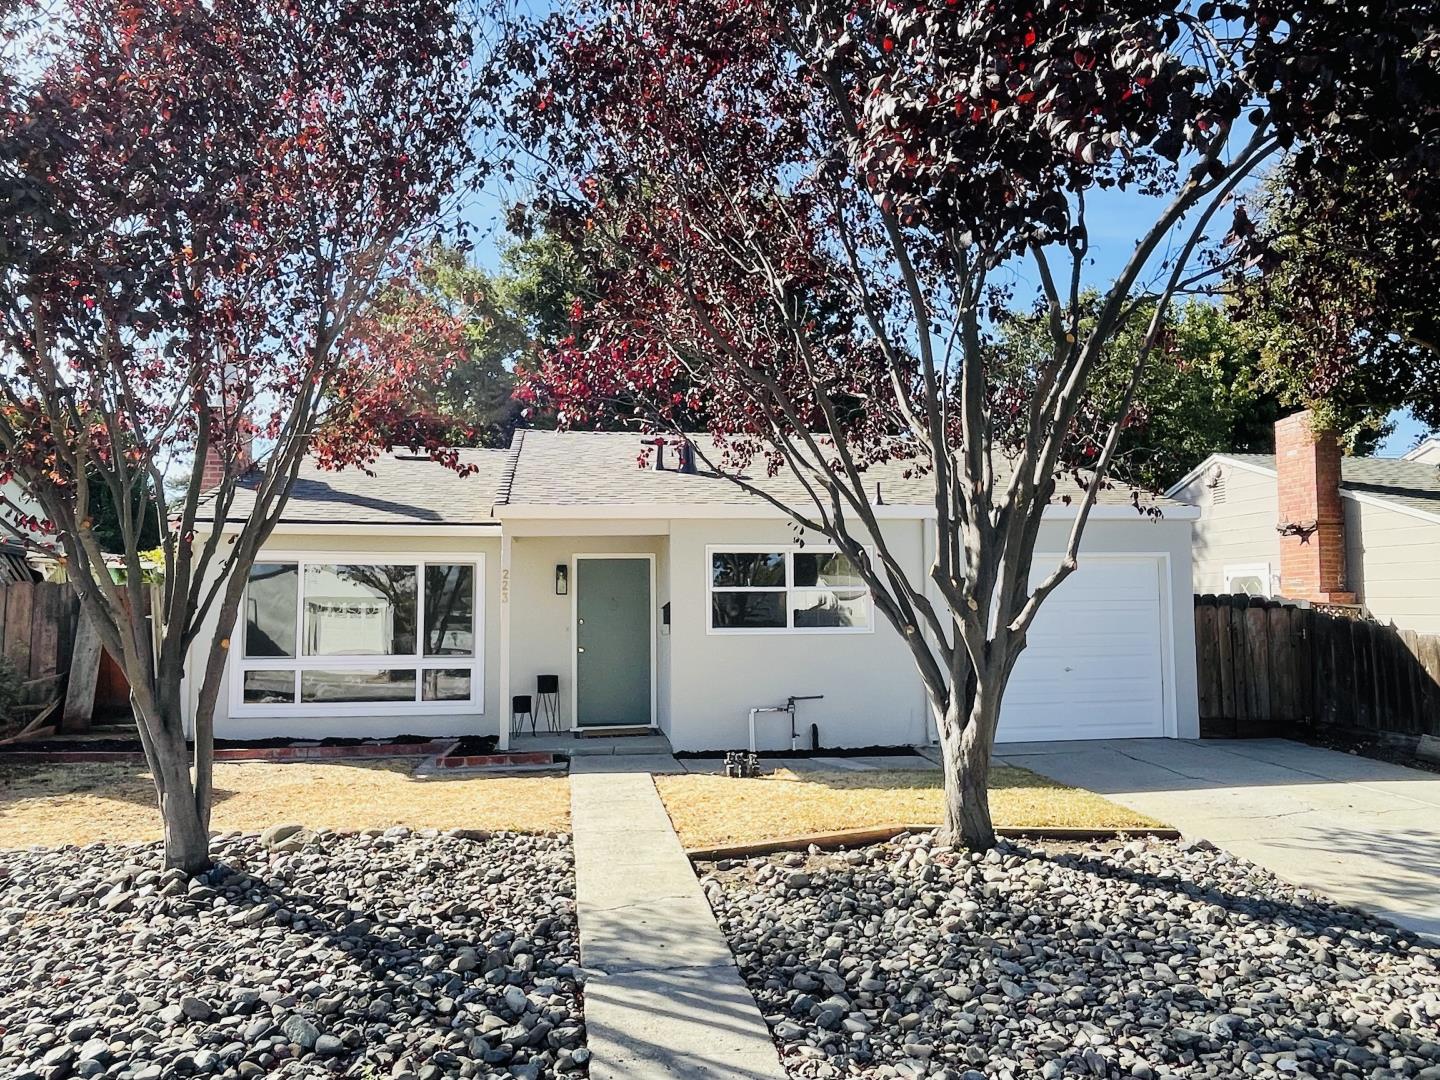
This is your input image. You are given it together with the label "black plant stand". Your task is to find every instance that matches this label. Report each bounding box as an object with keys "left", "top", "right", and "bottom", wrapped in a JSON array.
[
  {"left": 536, "top": 674, "right": 561, "bottom": 732},
  {"left": 511, "top": 694, "right": 535, "bottom": 737}
]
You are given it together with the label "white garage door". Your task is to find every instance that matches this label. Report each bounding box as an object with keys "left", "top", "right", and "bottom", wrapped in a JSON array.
[{"left": 996, "top": 555, "right": 1169, "bottom": 742}]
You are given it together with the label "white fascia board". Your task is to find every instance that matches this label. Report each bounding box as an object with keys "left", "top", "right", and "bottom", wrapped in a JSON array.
[
  {"left": 493, "top": 501, "right": 1196, "bottom": 522},
  {"left": 218, "top": 521, "right": 500, "bottom": 536},
  {"left": 1064, "top": 504, "right": 1200, "bottom": 521},
  {"left": 493, "top": 503, "right": 937, "bottom": 520}
]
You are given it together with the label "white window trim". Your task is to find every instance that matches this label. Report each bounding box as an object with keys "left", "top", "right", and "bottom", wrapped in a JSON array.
[
  {"left": 1223, "top": 561, "right": 1272, "bottom": 597},
  {"left": 706, "top": 543, "right": 875, "bottom": 636},
  {"left": 229, "top": 551, "right": 486, "bottom": 718}
]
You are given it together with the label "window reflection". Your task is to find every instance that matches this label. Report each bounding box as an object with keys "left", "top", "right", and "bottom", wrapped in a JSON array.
[
  {"left": 424, "top": 564, "right": 475, "bottom": 657},
  {"left": 423, "top": 668, "right": 472, "bottom": 702},
  {"left": 712, "top": 552, "right": 785, "bottom": 588},
  {"left": 245, "top": 563, "right": 297, "bottom": 658},
  {"left": 243, "top": 669, "right": 296, "bottom": 704},
  {"left": 303, "top": 564, "right": 417, "bottom": 656},
  {"left": 300, "top": 669, "right": 418, "bottom": 703}
]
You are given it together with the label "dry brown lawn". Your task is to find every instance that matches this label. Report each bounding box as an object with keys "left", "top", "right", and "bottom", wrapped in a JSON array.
[
  {"left": 655, "top": 765, "right": 1161, "bottom": 849},
  {"left": 0, "top": 759, "right": 569, "bottom": 849}
]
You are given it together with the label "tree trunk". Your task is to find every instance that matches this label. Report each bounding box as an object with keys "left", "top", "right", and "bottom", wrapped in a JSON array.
[
  {"left": 935, "top": 682, "right": 1000, "bottom": 850},
  {"left": 142, "top": 713, "right": 212, "bottom": 874}
]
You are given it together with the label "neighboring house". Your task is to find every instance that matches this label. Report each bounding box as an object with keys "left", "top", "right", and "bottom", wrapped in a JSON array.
[
  {"left": 0, "top": 479, "right": 44, "bottom": 582},
  {"left": 1407, "top": 436, "right": 1440, "bottom": 466},
  {"left": 189, "top": 431, "right": 1201, "bottom": 750},
  {"left": 1168, "top": 412, "right": 1440, "bottom": 634}
]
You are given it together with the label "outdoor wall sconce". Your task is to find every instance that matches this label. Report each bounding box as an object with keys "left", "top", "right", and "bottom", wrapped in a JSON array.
[{"left": 555, "top": 564, "right": 569, "bottom": 596}]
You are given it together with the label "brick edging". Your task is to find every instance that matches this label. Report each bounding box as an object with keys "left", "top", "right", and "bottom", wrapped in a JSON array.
[
  {"left": 433, "top": 751, "right": 555, "bottom": 768},
  {"left": 0, "top": 740, "right": 452, "bottom": 765}
]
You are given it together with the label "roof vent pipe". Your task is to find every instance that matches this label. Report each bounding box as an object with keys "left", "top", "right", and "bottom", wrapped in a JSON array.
[
  {"left": 642, "top": 437, "right": 667, "bottom": 471},
  {"left": 677, "top": 440, "right": 698, "bottom": 474}
]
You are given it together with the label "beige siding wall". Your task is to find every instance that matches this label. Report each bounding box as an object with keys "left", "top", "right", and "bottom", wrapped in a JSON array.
[
  {"left": 194, "top": 511, "right": 1201, "bottom": 746},
  {"left": 507, "top": 529, "right": 670, "bottom": 734},
  {"left": 666, "top": 517, "right": 929, "bottom": 751},
  {"left": 192, "top": 531, "right": 502, "bottom": 741},
  {"left": 1345, "top": 500, "right": 1440, "bottom": 634},
  {"left": 666, "top": 514, "right": 1200, "bottom": 750},
  {"left": 1171, "top": 463, "right": 1280, "bottom": 594}
]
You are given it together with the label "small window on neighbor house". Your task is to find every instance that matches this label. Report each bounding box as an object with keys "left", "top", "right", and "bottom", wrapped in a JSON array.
[
  {"left": 710, "top": 548, "right": 872, "bottom": 633},
  {"left": 1224, "top": 563, "right": 1270, "bottom": 597}
]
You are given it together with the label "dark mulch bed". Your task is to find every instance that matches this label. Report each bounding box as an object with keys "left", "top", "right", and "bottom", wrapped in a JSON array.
[
  {"left": 675, "top": 744, "right": 920, "bottom": 761},
  {"left": 443, "top": 735, "right": 501, "bottom": 756}
]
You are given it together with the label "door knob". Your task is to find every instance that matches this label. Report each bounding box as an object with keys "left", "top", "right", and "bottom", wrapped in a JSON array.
[{"left": 577, "top": 646, "right": 586, "bottom": 653}]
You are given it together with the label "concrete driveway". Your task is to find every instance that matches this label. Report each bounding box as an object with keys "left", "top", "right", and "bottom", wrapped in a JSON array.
[{"left": 1002, "top": 737, "right": 1440, "bottom": 940}]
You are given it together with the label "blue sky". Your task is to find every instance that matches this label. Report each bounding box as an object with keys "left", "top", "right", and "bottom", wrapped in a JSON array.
[{"left": 458, "top": 90, "right": 1430, "bottom": 457}]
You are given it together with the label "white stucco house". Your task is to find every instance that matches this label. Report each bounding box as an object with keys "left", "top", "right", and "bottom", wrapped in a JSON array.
[
  {"left": 189, "top": 431, "right": 1201, "bottom": 751},
  {"left": 1168, "top": 414, "right": 1440, "bottom": 634}
]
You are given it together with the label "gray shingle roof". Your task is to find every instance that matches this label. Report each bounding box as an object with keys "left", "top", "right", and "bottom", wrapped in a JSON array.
[
  {"left": 498, "top": 431, "right": 935, "bottom": 507},
  {"left": 203, "top": 430, "right": 1184, "bottom": 526},
  {"left": 498, "top": 430, "right": 1178, "bottom": 510},
  {"left": 1223, "top": 452, "right": 1440, "bottom": 518},
  {"left": 201, "top": 449, "right": 510, "bottom": 526}
]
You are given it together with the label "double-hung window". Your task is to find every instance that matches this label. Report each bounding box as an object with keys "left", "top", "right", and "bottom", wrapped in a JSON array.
[
  {"left": 708, "top": 546, "right": 871, "bottom": 633},
  {"left": 234, "top": 555, "right": 484, "bottom": 714}
]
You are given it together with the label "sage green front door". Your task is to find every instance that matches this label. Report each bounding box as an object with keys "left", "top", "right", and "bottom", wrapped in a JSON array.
[{"left": 575, "top": 557, "right": 652, "bottom": 727}]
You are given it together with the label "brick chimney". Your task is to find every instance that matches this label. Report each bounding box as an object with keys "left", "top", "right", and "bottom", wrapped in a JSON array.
[
  {"left": 199, "top": 399, "right": 254, "bottom": 492},
  {"left": 1274, "top": 410, "right": 1354, "bottom": 604}
]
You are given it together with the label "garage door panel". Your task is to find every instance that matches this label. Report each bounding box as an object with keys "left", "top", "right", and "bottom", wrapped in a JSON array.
[{"left": 997, "top": 556, "right": 1168, "bottom": 742}]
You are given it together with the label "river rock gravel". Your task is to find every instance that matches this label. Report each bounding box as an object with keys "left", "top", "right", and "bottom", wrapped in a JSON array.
[
  {"left": 700, "top": 833, "right": 1440, "bottom": 1080},
  {"left": 0, "top": 828, "right": 584, "bottom": 1079}
]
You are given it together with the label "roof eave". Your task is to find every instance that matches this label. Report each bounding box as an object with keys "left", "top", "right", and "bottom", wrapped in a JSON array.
[
  {"left": 1163, "top": 454, "right": 1440, "bottom": 526},
  {"left": 215, "top": 520, "right": 502, "bottom": 534},
  {"left": 1163, "top": 453, "right": 1278, "bottom": 499}
]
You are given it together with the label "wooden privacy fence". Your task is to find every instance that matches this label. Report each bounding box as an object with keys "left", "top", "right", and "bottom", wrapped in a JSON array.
[
  {"left": 0, "top": 580, "right": 80, "bottom": 714},
  {"left": 1195, "top": 594, "right": 1440, "bottom": 739}
]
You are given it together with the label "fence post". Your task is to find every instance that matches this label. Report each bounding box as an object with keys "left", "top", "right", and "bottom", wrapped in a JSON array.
[
  {"left": 1195, "top": 597, "right": 1222, "bottom": 733},
  {"left": 1420, "top": 634, "right": 1440, "bottom": 736},
  {"left": 3, "top": 581, "right": 35, "bottom": 677}
]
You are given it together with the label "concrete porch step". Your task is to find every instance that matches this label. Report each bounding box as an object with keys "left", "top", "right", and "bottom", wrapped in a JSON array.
[{"left": 513, "top": 731, "right": 674, "bottom": 757}]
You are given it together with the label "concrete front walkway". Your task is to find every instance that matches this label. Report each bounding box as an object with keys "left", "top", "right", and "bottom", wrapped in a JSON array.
[
  {"left": 569, "top": 763, "right": 786, "bottom": 1079},
  {"left": 1003, "top": 737, "right": 1440, "bottom": 938}
]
